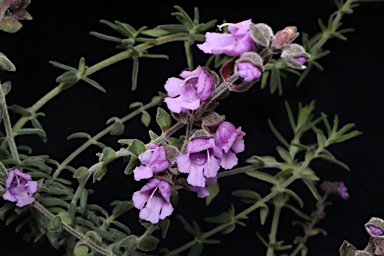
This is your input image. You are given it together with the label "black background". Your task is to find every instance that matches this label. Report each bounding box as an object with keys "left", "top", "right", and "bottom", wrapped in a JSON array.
[{"left": 1, "top": 0, "right": 384, "bottom": 255}]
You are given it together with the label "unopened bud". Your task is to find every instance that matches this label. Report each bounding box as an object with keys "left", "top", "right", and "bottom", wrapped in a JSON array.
[
  {"left": 0, "top": 16, "right": 22, "bottom": 33},
  {"left": 249, "top": 23, "right": 274, "bottom": 48},
  {"left": 235, "top": 52, "right": 264, "bottom": 82},
  {"left": 281, "top": 43, "right": 311, "bottom": 70},
  {"left": 0, "top": 52, "right": 16, "bottom": 71},
  {"left": 271, "top": 26, "right": 299, "bottom": 52},
  {"left": 365, "top": 217, "right": 384, "bottom": 238}
]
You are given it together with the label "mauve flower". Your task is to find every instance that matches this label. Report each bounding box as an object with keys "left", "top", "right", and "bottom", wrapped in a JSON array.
[
  {"left": 236, "top": 62, "right": 262, "bottom": 82},
  {"left": 132, "top": 178, "right": 173, "bottom": 224},
  {"left": 164, "top": 66, "right": 213, "bottom": 113},
  {"left": 197, "top": 20, "right": 254, "bottom": 57},
  {"left": 177, "top": 138, "right": 222, "bottom": 187},
  {"left": 190, "top": 176, "right": 217, "bottom": 198},
  {"left": 214, "top": 121, "right": 245, "bottom": 169},
  {"left": 3, "top": 168, "right": 38, "bottom": 207},
  {"left": 133, "top": 144, "right": 170, "bottom": 181},
  {"left": 320, "top": 181, "right": 349, "bottom": 200}
]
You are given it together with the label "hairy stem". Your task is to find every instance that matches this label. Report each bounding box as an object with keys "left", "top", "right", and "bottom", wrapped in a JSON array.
[
  {"left": 0, "top": 82, "right": 20, "bottom": 163},
  {"left": 33, "top": 201, "right": 114, "bottom": 256},
  {"left": 266, "top": 194, "right": 284, "bottom": 256}
]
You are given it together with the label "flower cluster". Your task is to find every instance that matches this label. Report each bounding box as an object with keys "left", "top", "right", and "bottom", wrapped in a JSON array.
[
  {"left": 198, "top": 20, "right": 311, "bottom": 85},
  {"left": 3, "top": 168, "right": 38, "bottom": 207},
  {"left": 177, "top": 121, "right": 245, "bottom": 198},
  {"left": 320, "top": 181, "right": 349, "bottom": 200},
  {"left": 0, "top": 0, "right": 32, "bottom": 33}
]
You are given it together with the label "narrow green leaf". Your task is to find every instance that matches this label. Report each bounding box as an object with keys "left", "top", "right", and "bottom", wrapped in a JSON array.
[
  {"left": 245, "top": 170, "right": 278, "bottom": 185},
  {"left": 81, "top": 77, "right": 107, "bottom": 93},
  {"left": 89, "top": 31, "right": 122, "bottom": 43},
  {"left": 172, "top": 5, "right": 194, "bottom": 29},
  {"left": 268, "top": 120, "right": 290, "bottom": 148},
  {"left": 284, "top": 189, "right": 304, "bottom": 208},
  {"left": 260, "top": 204, "right": 269, "bottom": 225},
  {"left": 302, "top": 178, "right": 321, "bottom": 201},
  {"left": 128, "top": 139, "right": 146, "bottom": 156},
  {"left": 158, "top": 219, "right": 170, "bottom": 239},
  {"left": 131, "top": 57, "right": 139, "bottom": 91},
  {"left": 204, "top": 212, "right": 231, "bottom": 224},
  {"left": 99, "top": 147, "right": 116, "bottom": 162},
  {"left": 260, "top": 70, "right": 269, "bottom": 89},
  {"left": 232, "top": 189, "right": 261, "bottom": 200},
  {"left": 56, "top": 71, "right": 79, "bottom": 84},
  {"left": 79, "top": 188, "right": 88, "bottom": 213},
  {"left": 86, "top": 230, "right": 102, "bottom": 245},
  {"left": 276, "top": 146, "right": 292, "bottom": 163},
  {"left": 49, "top": 60, "right": 77, "bottom": 72},
  {"left": 67, "top": 132, "right": 91, "bottom": 140}
]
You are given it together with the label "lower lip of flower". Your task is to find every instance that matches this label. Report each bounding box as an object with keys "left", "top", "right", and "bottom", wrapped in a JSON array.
[{"left": 190, "top": 153, "right": 207, "bottom": 166}]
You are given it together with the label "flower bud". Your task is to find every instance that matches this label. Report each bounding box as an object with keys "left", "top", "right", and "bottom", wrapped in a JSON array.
[
  {"left": 0, "top": 52, "right": 16, "bottom": 71},
  {"left": 365, "top": 217, "right": 384, "bottom": 238},
  {"left": 271, "top": 26, "right": 299, "bottom": 52},
  {"left": 235, "top": 52, "right": 264, "bottom": 82},
  {"left": 249, "top": 23, "right": 274, "bottom": 49},
  {"left": 281, "top": 43, "right": 311, "bottom": 70}
]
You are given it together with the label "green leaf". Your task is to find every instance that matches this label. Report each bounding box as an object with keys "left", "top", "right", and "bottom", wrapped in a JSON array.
[
  {"left": 137, "top": 236, "right": 159, "bottom": 252},
  {"left": 188, "top": 243, "right": 203, "bottom": 256},
  {"left": 8, "top": 104, "right": 32, "bottom": 116},
  {"left": 119, "top": 235, "right": 138, "bottom": 247},
  {"left": 124, "top": 155, "right": 139, "bottom": 175},
  {"left": 93, "top": 166, "right": 107, "bottom": 183},
  {"left": 141, "top": 111, "right": 151, "bottom": 127},
  {"left": 260, "top": 70, "right": 269, "bottom": 89},
  {"left": 99, "top": 147, "right": 116, "bottom": 162},
  {"left": 284, "top": 204, "right": 311, "bottom": 221},
  {"left": 205, "top": 182, "right": 220, "bottom": 206},
  {"left": 110, "top": 120, "right": 125, "bottom": 136},
  {"left": 111, "top": 200, "right": 134, "bottom": 217},
  {"left": 268, "top": 120, "right": 290, "bottom": 148},
  {"left": 156, "top": 107, "right": 171, "bottom": 131},
  {"left": 74, "top": 243, "right": 89, "bottom": 256},
  {"left": 141, "top": 28, "right": 170, "bottom": 37},
  {"left": 56, "top": 71, "right": 79, "bottom": 84},
  {"left": 67, "top": 132, "right": 91, "bottom": 140},
  {"left": 128, "top": 139, "right": 146, "bottom": 157},
  {"left": 89, "top": 31, "right": 123, "bottom": 43},
  {"left": 157, "top": 24, "right": 189, "bottom": 33},
  {"left": 204, "top": 212, "right": 231, "bottom": 224},
  {"left": 131, "top": 57, "right": 139, "bottom": 91},
  {"left": 40, "top": 197, "right": 69, "bottom": 208},
  {"left": 270, "top": 66, "right": 282, "bottom": 95},
  {"left": 86, "top": 230, "right": 102, "bottom": 245},
  {"left": 81, "top": 77, "right": 107, "bottom": 93},
  {"left": 302, "top": 178, "right": 321, "bottom": 201},
  {"left": 276, "top": 146, "right": 292, "bottom": 163},
  {"left": 73, "top": 166, "right": 89, "bottom": 180},
  {"left": 260, "top": 204, "right": 269, "bottom": 225},
  {"left": 232, "top": 190, "right": 261, "bottom": 200},
  {"left": 0, "top": 52, "right": 15, "bottom": 72},
  {"left": 158, "top": 219, "right": 170, "bottom": 239},
  {"left": 49, "top": 60, "right": 77, "bottom": 72},
  {"left": 284, "top": 189, "right": 304, "bottom": 208},
  {"left": 79, "top": 188, "right": 88, "bottom": 213},
  {"left": 47, "top": 215, "right": 62, "bottom": 232},
  {"left": 172, "top": 5, "right": 194, "bottom": 29},
  {"left": 245, "top": 170, "right": 278, "bottom": 185},
  {"left": 0, "top": 203, "right": 14, "bottom": 220},
  {"left": 317, "top": 153, "right": 350, "bottom": 171},
  {"left": 16, "top": 128, "right": 47, "bottom": 142}
]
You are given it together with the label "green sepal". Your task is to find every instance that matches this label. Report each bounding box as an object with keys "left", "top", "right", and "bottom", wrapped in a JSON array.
[{"left": 73, "top": 166, "right": 89, "bottom": 180}]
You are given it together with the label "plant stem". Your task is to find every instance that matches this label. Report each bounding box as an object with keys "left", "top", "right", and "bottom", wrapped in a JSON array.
[
  {"left": 166, "top": 159, "right": 312, "bottom": 256},
  {"left": 52, "top": 96, "right": 163, "bottom": 180},
  {"left": 8, "top": 33, "right": 204, "bottom": 147},
  {"left": 33, "top": 200, "right": 114, "bottom": 256},
  {"left": 217, "top": 162, "right": 282, "bottom": 178},
  {"left": 0, "top": 82, "right": 20, "bottom": 163},
  {"left": 311, "top": 0, "right": 354, "bottom": 54},
  {"left": 266, "top": 194, "right": 284, "bottom": 256}
]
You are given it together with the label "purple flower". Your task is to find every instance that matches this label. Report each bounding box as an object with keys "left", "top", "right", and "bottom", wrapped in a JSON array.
[
  {"left": 320, "top": 181, "right": 349, "bottom": 200},
  {"left": 197, "top": 20, "right": 254, "bottom": 57},
  {"left": 368, "top": 226, "right": 384, "bottom": 236},
  {"left": 132, "top": 178, "right": 173, "bottom": 224},
  {"left": 214, "top": 121, "right": 245, "bottom": 169},
  {"left": 3, "top": 168, "right": 38, "bottom": 207},
  {"left": 236, "top": 62, "right": 262, "bottom": 82},
  {"left": 294, "top": 56, "right": 307, "bottom": 65},
  {"left": 190, "top": 176, "right": 217, "bottom": 198},
  {"left": 133, "top": 144, "right": 170, "bottom": 181},
  {"left": 177, "top": 138, "right": 222, "bottom": 187},
  {"left": 164, "top": 66, "right": 213, "bottom": 113}
]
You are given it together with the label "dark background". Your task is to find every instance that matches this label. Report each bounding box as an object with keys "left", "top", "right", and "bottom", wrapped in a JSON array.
[{"left": 1, "top": 0, "right": 384, "bottom": 255}]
